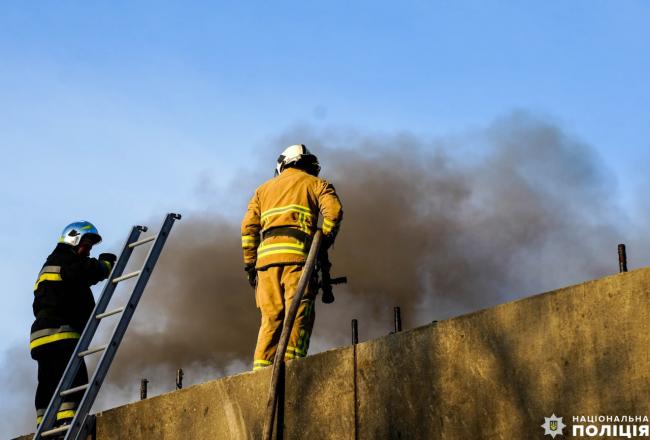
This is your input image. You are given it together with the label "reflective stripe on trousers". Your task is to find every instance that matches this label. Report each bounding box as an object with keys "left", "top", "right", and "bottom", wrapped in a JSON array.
[
  {"left": 253, "top": 266, "right": 316, "bottom": 368},
  {"left": 253, "top": 359, "right": 273, "bottom": 371},
  {"left": 35, "top": 403, "right": 76, "bottom": 425}
]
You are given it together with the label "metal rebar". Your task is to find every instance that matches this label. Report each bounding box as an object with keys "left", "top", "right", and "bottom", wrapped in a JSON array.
[
  {"left": 176, "top": 369, "right": 184, "bottom": 390},
  {"left": 394, "top": 307, "right": 402, "bottom": 333},
  {"left": 140, "top": 378, "right": 148, "bottom": 400},
  {"left": 618, "top": 244, "right": 628, "bottom": 273},
  {"left": 352, "top": 319, "right": 359, "bottom": 440}
]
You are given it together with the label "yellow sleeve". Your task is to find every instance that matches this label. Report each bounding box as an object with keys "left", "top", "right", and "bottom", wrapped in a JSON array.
[
  {"left": 241, "top": 192, "right": 261, "bottom": 266},
  {"left": 317, "top": 180, "right": 343, "bottom": 241}
]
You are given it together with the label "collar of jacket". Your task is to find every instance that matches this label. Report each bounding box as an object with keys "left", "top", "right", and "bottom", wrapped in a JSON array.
[
  {"left": 280, "top": 167, "right": 307, "bottom": 177},
  {"left": 54, "top": 242, "right": 80, "bottom": 256}
]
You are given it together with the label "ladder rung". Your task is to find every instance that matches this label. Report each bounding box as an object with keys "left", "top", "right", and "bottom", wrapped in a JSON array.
[
  {"left": 78, "top": 345, "right": 107, "bottom": 357},
  {"left": 128, "top": 235, "right": 157, "bottom": 248},
  {"left": 96, "top": 307, "right": 125, "bottom": 319},
  {"left": 112, "top": 270, "right": 141, "bottom": 283},
  {"left": 42, "top": 424, "right": 70, "bottom": 437},
  {"left": 36, "top": 215, "right": 180, "bottom": 440},
  {"left": 61, "top": 384, "right": 88, "bottom": 397}
]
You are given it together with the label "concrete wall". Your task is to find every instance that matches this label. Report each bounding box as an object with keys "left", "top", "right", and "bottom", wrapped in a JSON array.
[{"left": 17, "top": 267, "right": 650, "bottom": 439}]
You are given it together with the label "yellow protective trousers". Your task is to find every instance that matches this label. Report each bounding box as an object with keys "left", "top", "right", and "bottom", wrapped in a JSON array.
[{"left": 253, "top": 264, "right": 316, "bottom": 370}]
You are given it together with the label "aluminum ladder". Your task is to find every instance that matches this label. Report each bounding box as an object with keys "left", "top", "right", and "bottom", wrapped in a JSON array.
[{"left": 33, "top": 213, "right": 182, "bottom": 440}]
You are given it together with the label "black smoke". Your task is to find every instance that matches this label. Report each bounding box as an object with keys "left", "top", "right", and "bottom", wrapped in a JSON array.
[
  {"left": 106, "top": 112, "right": 626, "bottom": 394},
  {"left": 6, "top": 112, "right": 637, "bottom": 438}
]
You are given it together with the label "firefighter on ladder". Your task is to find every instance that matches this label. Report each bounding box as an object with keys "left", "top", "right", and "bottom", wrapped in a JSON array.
[
  {"left": 30, "top": 222, "right": 116, "bottom": 429},
  {"left": 241, "top": 145, "right": 343, "bottom": 370}
]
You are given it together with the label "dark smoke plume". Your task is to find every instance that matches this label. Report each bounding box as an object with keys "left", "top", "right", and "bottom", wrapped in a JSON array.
[
  {"left": 97, "top": 112, "right": 627, "bottom": 406},
  {"left": 5, "top": 112, "right": 632, "bottom": 437}
]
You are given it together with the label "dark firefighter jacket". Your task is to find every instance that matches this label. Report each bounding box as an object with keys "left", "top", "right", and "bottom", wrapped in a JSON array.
[
  {"left": 30, "top": 244, "right": 112, "bottom": 353},
  {"left": 241, "top": 167, "right": 343, "bottom": 270}
]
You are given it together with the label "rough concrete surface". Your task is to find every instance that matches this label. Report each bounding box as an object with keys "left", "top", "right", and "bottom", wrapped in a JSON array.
[
  {"left": 96, "top": 367, "right": 268, "bottom": 439},
  {"left": 16, "top": 267, "right": 650, "bottom": 439},
  {"left": 94, "top": 347, "right": 355, "bottom": 440},
  {"left": 357, "top": 269, "right": 650, "bottom": 438}
]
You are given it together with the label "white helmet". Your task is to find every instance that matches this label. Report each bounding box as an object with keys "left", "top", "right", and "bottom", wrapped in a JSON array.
[{"left": 275, "top": 144, "right": 320, "bottom": 176}]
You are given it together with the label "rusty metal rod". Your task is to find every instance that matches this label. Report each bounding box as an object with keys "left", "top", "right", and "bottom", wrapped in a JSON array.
[
  {"left": 262, "top": 230, "right": 323, "bottom": 440},
  {"left": 352, "top": 319, "right": 359, "bottom": 440},
  {"left": 618, "top": 244, "right": 628, "bottom": 273},
  {"left": 394, "top": 307, "right": 402, "bottom": 333},
  {"left": 140, "top": 379, "right": 148, "bottom": 400}
]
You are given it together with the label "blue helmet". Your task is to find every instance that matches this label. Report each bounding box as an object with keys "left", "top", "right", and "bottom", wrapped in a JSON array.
[{"left": 58, "top": 221, "right": 102, "bottom": 246}]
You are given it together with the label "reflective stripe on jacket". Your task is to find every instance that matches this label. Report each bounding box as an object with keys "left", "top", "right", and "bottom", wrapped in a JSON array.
[
  {"left": 241, "top": 168, "right": 343, "bottom": 269},
  {"left": 29, "top": 325, "right": 81, "bottom": 350},
  {"left": 34, "top": 265, "right": 64, "bottom": 291},
  {"left": 31, "top": 244, "right": 111, "bottom": 352}
]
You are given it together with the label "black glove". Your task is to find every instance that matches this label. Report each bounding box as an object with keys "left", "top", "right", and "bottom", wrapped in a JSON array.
[
  {"left": 321, "top": 234, "right": 334, "bottom": 251},
  {"left": 99, "top": 253, "right": 117, "bottom": 265},
  {"left": 244, "top": 264, "right": 257, "bottom": 288}
]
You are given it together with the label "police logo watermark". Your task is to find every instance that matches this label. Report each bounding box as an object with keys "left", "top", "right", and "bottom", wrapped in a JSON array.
[{"left": 541, "top": 414, "right": 566, "bottom": 438}]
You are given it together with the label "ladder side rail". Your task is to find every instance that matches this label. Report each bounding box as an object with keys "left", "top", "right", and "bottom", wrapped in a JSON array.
[
  {"left": 91, "top": 226, "right": 146, "bottom": 318},
  {"left": 64, "top": 213, "right": 180, "bottom": 440},
  {"left": 69, "top": 225, "right": 143, "bottom": 362},
  {"left": 33, "top": 226, "right": 144, "bottom": 440},
  {"left": 75, "top": 414, "right": 95, "bottom": 440}
]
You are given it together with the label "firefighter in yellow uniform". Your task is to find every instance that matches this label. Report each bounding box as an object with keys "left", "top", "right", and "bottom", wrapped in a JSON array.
[{"left": 242, "top": 145, "right": 343, "bottom": 370}]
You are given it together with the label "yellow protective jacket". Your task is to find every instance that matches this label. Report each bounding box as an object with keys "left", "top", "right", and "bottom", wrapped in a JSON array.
[{"left": 241, "top": 168, "right": 343, "bottom": 269}]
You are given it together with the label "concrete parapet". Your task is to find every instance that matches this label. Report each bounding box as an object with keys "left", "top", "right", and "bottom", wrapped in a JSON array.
[
  {"left": 16, "top": 267, "right": 650, "bottom": 439},
  {"left": 356, "top": 268, "right": 650, "bottom": 438}
]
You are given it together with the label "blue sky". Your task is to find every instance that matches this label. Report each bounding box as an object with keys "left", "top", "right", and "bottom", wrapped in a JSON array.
[{"left": 1, "top": 1, "right": 649, "bottom": 436}]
